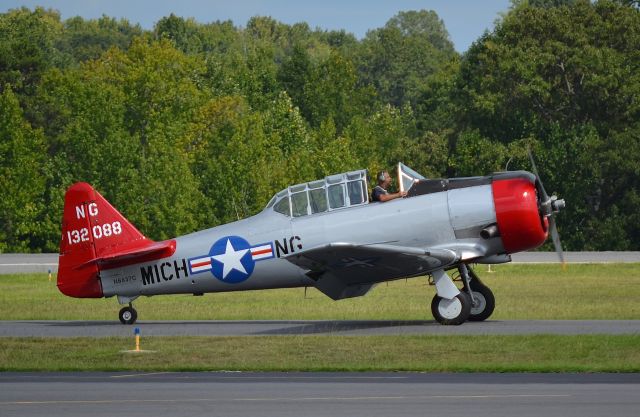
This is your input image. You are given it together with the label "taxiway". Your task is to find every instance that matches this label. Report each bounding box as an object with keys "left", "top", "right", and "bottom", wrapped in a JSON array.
[{"left": 1, "top": 319, "right": 639, "bottom": 337}]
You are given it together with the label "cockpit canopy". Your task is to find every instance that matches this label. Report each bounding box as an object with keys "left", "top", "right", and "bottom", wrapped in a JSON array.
[{"left": 266, "top": 170, "right": 369, "bottom": 217}]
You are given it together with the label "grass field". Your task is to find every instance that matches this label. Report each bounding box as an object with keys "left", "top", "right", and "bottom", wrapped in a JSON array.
[
  {"left": 2, "top": 335, "right": 640, "bottom": 372},
  {"left": 2, "top": 264, "right": 639, "bottom": 373},
  {"left": 1, "top": 264, "right": 639, "bottom": 321}
]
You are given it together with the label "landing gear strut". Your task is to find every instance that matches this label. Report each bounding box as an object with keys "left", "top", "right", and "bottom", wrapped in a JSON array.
[
  {"left": 118, "top": 303, "right": 138, "bottom": 325},
  {"left": 460, "top": 265, "right": 495, "bottom": 322}
]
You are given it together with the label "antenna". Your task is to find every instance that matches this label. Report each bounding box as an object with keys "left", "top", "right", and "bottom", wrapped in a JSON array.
[{"left": 505, "top": 157, "right": 513, "bottom": 171}]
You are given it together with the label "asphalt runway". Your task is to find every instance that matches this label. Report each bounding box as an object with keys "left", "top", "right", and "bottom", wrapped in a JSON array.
[
  {"left": 1, "top": 372, "right": 639, "bottom": 417},
  {"left": 2, "top": 319, "right": 640, "bottom": 337}
]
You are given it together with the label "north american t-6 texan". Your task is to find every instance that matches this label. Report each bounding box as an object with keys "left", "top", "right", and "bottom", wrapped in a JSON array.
[{"left": 57, "top": 159, "right": 565, "bottom": 326}]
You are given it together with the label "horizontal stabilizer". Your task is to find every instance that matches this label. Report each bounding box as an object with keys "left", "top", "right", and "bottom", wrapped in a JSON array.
[{"left": 79, "top": 240, "right": 177, "bottom": 270}]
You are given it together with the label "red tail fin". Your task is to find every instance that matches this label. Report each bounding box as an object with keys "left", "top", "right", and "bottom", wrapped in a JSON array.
[{"left": 58, "top": 182, "right": 175, "bottom": 298}]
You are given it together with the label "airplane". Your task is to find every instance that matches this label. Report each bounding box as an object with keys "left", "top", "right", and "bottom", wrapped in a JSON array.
[{"left": 57, "top": 160, "right": 565, "bottom": 325}]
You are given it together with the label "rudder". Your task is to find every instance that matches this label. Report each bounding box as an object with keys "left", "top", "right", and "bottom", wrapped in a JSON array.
[{"left": 57, "top": 182, "right": 155, "bottom": 298}]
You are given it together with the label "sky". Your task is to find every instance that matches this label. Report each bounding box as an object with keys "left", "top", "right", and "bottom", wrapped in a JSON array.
[{"left": 1, "top": 0, "right": 512, "bottom": 52}]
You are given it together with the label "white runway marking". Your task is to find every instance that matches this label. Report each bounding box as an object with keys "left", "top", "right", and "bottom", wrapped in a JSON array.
[{"left": 1, "top": 394, "right": 572, "bottom": 406}]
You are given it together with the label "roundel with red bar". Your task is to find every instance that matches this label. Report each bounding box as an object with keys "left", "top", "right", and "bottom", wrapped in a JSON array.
[{"left": 188, "top": 236, "right": 275, "bottom": 284}]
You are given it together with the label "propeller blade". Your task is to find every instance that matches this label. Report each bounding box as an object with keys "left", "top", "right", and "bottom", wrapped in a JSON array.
[
  {"left": 549, "top": 216, "right": 565, "bottom": 265},
  {"left": 527, "top": 146, "right": 549, "bottom": 201},
  {"left": 528, "top": 147, "right": 565, "bottom": 268}
]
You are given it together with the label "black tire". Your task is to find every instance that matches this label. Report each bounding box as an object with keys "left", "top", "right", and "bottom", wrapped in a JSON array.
[
  {"left": 431, "top": 292, "right": 471, "bottom": 325},
  {"left": 467, "top": 283, "right": 495, "bottom": 322},
  {"left": 119, "top": 306, "right": 137, "bottom": 325}
]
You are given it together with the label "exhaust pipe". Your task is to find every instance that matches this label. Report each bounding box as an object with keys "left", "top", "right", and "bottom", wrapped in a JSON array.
[{"left": 480, "top": 224, "right": 500, "bottom": 239}]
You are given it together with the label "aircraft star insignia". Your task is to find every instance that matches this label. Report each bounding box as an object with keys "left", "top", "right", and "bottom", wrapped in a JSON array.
[
  {"left": 212, "top": 238, "right": 249, "bottom": 280},
  {"left": 186, "top": 235, "right": 276, "bottom": 284},
  {"left": 206, "top": 236, "right": 255, "bottom": 283}
]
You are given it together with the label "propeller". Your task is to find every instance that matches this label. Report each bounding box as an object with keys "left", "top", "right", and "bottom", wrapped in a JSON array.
[{"left": 527, "top": 147, "right": 566, "bottom": 265}]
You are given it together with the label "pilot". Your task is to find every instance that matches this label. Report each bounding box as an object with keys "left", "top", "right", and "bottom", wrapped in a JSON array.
[{"left": 371, "top": 170, "right": 407, "bottom": 202}]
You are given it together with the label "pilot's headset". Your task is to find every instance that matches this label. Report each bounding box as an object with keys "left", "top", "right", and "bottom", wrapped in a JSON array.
[{"left": 377, "top": 170, "right": 387, "bottom": 183}]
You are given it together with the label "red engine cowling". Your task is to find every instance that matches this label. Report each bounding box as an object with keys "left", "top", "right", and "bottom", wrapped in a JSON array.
[{"left": 492, "top": 176, "right": 548, "bottom": 254}]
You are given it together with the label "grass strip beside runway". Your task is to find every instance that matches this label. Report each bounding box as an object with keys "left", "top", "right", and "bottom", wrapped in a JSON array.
[
  {"left": 2, "top": 264, "right": 640, "bottom": 320},
  {"left": 1, "top": 335, "right": 639, "bottom": 372}
]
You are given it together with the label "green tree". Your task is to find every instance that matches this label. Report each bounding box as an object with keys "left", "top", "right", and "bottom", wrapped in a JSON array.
[
  {"left": 0, "top": 6, "right": 67, "bottom": 120},
  {"left": 187, "top": 95, "right": 295, "bottom": 224},
  {"left": 0, "top": 87, "right": 47, "bottom": 251},
  {"left": 154, "top": 14, "right": 204, "bottom": 54},
  {"left": 302, "top": 51, "right": 372, "bottom": 131},
  {"left": 526, "top": 0, "right": 578, "bottom": 8},
  {"left": 277, "top": 43, "right": 312, "bottom": 115},
  {"left": 59, "top": 15, "right": 142, "bottom": 62},
  {"left": 357, "top": 10, "right": 457, "bottom": 108},
  {"left": 4, "top": 5, "right": 638, "bottom": 252},
  {"left": 454, "top": 0, "right": 640, "bottom": 249},
  {"left": 34, "top": 39, "right": 208, "bottom": 243}
]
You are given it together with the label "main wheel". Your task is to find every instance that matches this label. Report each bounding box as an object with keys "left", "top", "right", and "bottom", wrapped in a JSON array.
[
  {"left": 119, "top": 306, "right": 137, "bottom": 325},
  {"left": 431, "top": 292, "right": 471, "bottom": 325},
  {"left": 467, "top": 283, "right": 495, "bottom": 322}
]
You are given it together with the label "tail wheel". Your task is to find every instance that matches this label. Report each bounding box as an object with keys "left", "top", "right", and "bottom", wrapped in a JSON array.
[
  {"left": 119, "top": 306, "right": 137, "bottom": 325},
  {"left": 431, "top": 292, "right": 471, "bottom": 325},
  {"left": 468, "top": 283, "right": 495, "bottom": 322}
]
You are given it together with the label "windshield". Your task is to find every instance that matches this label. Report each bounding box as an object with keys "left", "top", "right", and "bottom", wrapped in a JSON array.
[{"left": 398, "top": 162, "right": 426, "bottom": 193}]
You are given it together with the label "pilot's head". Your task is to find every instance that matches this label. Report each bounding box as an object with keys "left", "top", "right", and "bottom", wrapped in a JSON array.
[{"left": 377, "top": 170, "right": 392, "bottom": 187}]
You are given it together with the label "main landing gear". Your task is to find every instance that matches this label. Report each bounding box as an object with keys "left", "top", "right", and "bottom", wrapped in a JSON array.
[
  {"left": 431, "top": 292, "right": 471, "bottom": 325},
  {"left": 465, "top": 267, "right": 495, "bottom": 322},
  {"left": 429, "top": 264, "right": 495, "bottom": 325}
]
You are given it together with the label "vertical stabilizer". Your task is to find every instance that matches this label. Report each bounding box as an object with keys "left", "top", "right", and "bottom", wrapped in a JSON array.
[{"left": 57, "top": 182, "right": 156, "bottom": 298}]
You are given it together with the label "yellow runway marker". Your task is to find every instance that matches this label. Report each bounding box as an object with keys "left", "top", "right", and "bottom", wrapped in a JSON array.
[{"left": 120, "top": 327, "right": 156, "bottom": 354}]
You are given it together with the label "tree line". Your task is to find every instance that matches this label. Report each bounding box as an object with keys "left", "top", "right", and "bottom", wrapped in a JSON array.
[{"left": 1, "top": 0, "right": 639, "bottom": 252}]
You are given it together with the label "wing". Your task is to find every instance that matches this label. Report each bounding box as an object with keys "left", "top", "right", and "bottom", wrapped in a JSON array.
[{"left": 284, "top": 242, "right": 458, "bottom": 300}]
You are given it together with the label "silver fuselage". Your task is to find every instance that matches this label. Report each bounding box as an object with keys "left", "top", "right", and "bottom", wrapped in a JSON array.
[{"left": 100, "top": 183, "right": 502, "bottom": 299}]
